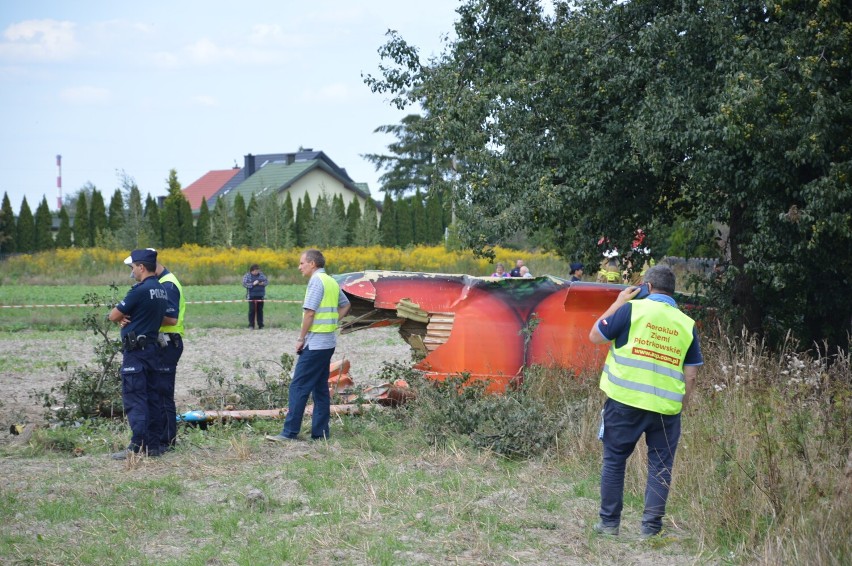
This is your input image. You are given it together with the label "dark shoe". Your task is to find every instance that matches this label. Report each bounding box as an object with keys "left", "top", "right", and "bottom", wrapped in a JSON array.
[
  {"left": 640, "top": 528, "right": 662, "bottom": 540},
  {"left": 110, "top": 449, "right": 135, "bottom": 460},
  {"left": 593, "top": 521, "right": 619, "bottom": 535},
  {"left": 265, "top": 434, "right": 302, "bottom": 443}
]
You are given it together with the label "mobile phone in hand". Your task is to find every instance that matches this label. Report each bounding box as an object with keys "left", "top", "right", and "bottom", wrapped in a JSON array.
[{"left": 634, "top": 283, "right": 650, "bottom": 299}]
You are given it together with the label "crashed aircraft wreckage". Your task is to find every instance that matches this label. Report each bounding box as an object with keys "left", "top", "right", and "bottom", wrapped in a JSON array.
[
  {"left": 178, "top": 272, "right": 626, "bottom": 424},
  {"left": 336, "top": 270, "right": 624, "bottom": 391}
]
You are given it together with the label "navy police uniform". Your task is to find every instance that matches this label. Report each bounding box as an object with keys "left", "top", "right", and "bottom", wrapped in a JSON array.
[{"left": 116, "top": 251, "right": 168, "bottom": 455}]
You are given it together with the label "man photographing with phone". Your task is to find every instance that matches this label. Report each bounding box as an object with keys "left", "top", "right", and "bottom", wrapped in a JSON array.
[{"left": 588, "top": 264, "right": 703, "bottom": 539}]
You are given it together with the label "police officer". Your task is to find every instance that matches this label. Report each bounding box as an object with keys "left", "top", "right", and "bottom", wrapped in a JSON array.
[
  {"left": 266, "top": 249, "right": 350, "bottom": 442},
  {"left": 588, "top": 265, "right": 703, "bottom": 538},
  {"left": 109, "top": 249, "right": 168, "bottom": 459},
  {"left": 154, "top": 258, "right": 185, "bottom": 452}
]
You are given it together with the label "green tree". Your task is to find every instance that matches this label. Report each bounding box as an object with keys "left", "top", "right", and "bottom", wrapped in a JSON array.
[
  {"left": 379, "top": 193, "right": 397, "bottom": 246},
  {"left": 411, "top": 190, "right": 427, "bottom": 244},
  {"left": 367, "top": 0, "right": 852, "bottom": 352},
  {"left": 210, "top": 197, "right": 232, "bottom": 247},
  {"left": 108, "top": 189, "right": 125, "bottom": 234},
  {"left": 88, "top": 188, "right": 108, "bottom": 247},
  {"left": 56, "top": 206, "right": 72, "bottom": 248},
  {"left": 0, "top": 192, "right": 17, "bottom": 253},
  {"left": 332, "top": 194, "right": 348, "bottom": 244},
  {"left": 306, "top": 192, "right": 346, "bottom": 248},
  {"left": 280, "top": 192, "right": 296, "bottom": 247},
  {"left": 363, "top": 113, "right": 451, "bottom": 197},
  {"left": 16, "top": 197, "right": 35, "bottom": 253},
  {"left": 249, "top": 192, "right": 285, "bottom": 248},
  {"left": 425, "top": 190, "right": 444, "bottom": 244},
  {"left": 144, "top": 194, "right": 162, "bottom": 248},
  {"left": 295, "top": 194, "right": 313, "bottom": 247},
  {"left": 72, "top": 192, "right": 89, "bottom": 248},
  {"left": 119, "top": 183, "right": 146, "bottom": 249},
  {"left": 345, "top": 198, "right": 362, "bottom": 245},
  {"left": 232, "top": 193, "right": 249, "bottom": 247},
  {"left": 396, "top": 197, "right": 413, "bottom": 246},
  {"left": 161, "top": 169, "right": 193, "bottom": 247},
  {"left": 178, "top": 198, "right": 195, "bottom": 245},
  {"left": 34, "top": 196, "right": 55, "bottom": 251},
  {"left": 196, "top": 198, "right": 211, "bottom": 246},
  {"left": 354, "top": 197, "right": 382, "bottom": 246}
]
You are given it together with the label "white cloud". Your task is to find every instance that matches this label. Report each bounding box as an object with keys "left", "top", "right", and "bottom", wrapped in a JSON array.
[
  {"left": 0, "top": 19, "right": 79, "bottom": 61},
  {"left": 59, "top": 85, "right": 111, "bottom": 104},
  {"left": 192, "top": 95, "right": 218, "bottom": 107},
  {"left": 186, "top": 37, "right": 237, "bottom": 64}
]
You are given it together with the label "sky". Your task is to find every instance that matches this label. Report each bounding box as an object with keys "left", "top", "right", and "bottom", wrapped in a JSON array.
[{"left": 0, "top": 0, "right": 461, "bottom": 214}]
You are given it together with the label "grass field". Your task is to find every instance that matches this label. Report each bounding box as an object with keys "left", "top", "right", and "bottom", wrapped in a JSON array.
[
  {"left": 0, "top": 284, "right": 307, "bottom": 331},
  {"left": 0, "top": 279, "right": 849, "bottom": 564}
]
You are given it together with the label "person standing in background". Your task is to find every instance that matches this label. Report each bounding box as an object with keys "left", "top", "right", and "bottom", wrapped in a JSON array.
[
  {"left": 242, "top": 264, "right": 268, "bottom": 329},
  {"left": 491, "top": 263, "right": 510, "bottom": 277},
  {"left": 569, "top": 262, "right": 585, "bottom": 282},
  {"left": 510, "top": 259, "right": 524, "bottom": 277}
]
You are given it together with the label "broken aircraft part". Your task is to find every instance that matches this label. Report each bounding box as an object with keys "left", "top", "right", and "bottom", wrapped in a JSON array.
[{"left": 336, "top": 271, "right": 625, "bottom": 391}]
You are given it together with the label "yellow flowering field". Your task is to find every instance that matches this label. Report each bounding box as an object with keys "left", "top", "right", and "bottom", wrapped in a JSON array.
[{"left": 2, "top": 244, "right": 571, "bottom": 285}]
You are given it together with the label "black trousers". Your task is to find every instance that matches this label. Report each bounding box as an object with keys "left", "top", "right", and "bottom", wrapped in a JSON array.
[{"left": 248, "top": 298, "right": 264, "bottom": 328}]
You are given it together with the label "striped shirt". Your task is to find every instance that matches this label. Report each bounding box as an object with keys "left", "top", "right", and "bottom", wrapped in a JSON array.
[{"left": 303, "top": 269, "right": 350, "bottom": 351}]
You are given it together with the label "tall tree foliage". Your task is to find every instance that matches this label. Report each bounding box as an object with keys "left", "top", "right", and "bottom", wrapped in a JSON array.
[
  {"left": 56, "top": 206, "right": 72, "bottom": 248},
  {"left": 108, "top": 189, "right": 125, "bottom": 234},
  {"left": 354, "top": 197, "right": 382, "bottom": 246},
  {"left": 196, "top": 198, "right": 211, "bottom": 246},
  {"left": 306, "top": 193, "right": 347, "bottom": 248},
  {"left": 144, "top": 194, "right": 162, "bottom": 248},
  {"left": 280, "top": 192, "right": 296, "bottom": 247},
  {"left": 232, "top": 194, "right": 249, "bottom": 247},
  {"left": 364, "top": 113, "right": 451, "bottom": 197},
  {"left": 16, "top": 197, "right": 35, "bottom": 253},
  {"left": 0, "top": 192, "right": 17, "bottom": 253},
  {"left": 119, "top": 183, "right": 146, "bottom": 249},
  {"left": 379, "top": 193, "right": 397, "bottom": 246},
  {"left": 88, "top": 189, "right": 108, "bottom": 247},
  {"left": 161, "top": 169, "right": 194, "bottom": 247},
  {"left": 367, "top": 0, "right": 852, "bottom": 352},
  {"left": 345, "top": 198, "right": 362, "bottom": 245},
  {"left": 248, "top": 192, "right": 285, "bottom": 248},
  {"left": 210, "top": 197, "right": 232, "bottom": 247},
  {"left": 72, "top": 193, "right": 89, "bottom": 248},
  {"left": 34, "top": 196, "right": 54, "bottom": 251},
  {"left": 295, "top": 194, "right": 313, "bottom": 247}
]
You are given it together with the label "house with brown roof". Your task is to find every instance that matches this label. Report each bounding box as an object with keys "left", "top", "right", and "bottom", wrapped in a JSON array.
[
  {"left": 184, "top": 150, "right": 379, "bottom": 218},
  {"left": 182, "top": 168, "right": 241, "bottom": 212}
]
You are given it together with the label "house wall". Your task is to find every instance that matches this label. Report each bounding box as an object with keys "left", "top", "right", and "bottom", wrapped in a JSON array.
[{"left": 281, "top": 169, "right": 381, "bottom": 221}]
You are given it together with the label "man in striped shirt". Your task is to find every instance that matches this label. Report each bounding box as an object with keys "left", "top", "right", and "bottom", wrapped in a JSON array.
[{"left": 267, "top": 249, "right": 350, "bottom": 442}]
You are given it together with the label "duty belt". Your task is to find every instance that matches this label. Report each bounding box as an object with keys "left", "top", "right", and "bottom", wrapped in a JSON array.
[{"left": 123, "top": 333, "right": 148, "bottom": 352}]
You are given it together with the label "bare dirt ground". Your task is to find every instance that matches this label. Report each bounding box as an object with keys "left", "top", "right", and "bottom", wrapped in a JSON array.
[{"left": 0, "top": 326, "right": 413, "bottom": 437}]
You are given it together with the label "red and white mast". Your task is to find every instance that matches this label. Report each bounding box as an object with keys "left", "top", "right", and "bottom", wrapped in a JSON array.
[{"left": 56, "top": 154, "right": 62, "bottom": 210}]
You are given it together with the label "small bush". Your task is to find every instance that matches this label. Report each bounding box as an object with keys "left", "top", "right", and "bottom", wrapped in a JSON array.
[{"left": 33, "top": 287, "right": 124, "bottom": 423}]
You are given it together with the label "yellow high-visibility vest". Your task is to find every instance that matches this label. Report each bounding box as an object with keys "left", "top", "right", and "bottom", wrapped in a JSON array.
[
  {"left": 599, "top": 299, "right": 695, "bottom": 415},
  {"left": 158, "top": 272, "right": 185, "bottom": 337},
  {"left": 307, "top": 272, "right": 340, "bottom": 333}
]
